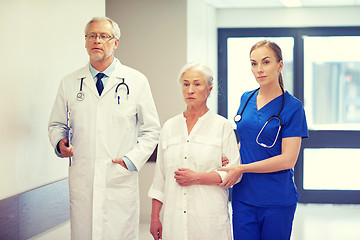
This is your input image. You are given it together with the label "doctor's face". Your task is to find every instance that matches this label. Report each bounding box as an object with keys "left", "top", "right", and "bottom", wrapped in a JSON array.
[
  {"left": 181, "top": 69, "right": 212, "bottom": 108},
  {"left": 250, "top": 46, "right": 283, "bottom": 87},
  {"left": 85, "top": 20, "right": 119, "bottom": 63}
]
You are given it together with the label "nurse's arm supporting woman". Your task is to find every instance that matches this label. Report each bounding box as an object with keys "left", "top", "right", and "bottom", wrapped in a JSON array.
[{"left": 218, "top": 137, "right": 301, "bottom": 188}]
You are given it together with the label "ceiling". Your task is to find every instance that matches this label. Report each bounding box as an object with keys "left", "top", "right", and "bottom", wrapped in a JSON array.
[{"left": 201, "top": 0, "right": 360, "bottom": 8}]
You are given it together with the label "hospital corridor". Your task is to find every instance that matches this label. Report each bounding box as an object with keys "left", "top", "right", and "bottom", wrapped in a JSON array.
[{"left": 1, "top": 0, "right": 360, "bottom": 240}]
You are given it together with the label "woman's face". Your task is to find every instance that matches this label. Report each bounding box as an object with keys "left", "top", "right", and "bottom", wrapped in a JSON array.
[
  {"left": 181, "top": 68, "right": 212, "bottom": 108},
  {"left": 250, "top": 46, "right": 283, "bottom": 87}
]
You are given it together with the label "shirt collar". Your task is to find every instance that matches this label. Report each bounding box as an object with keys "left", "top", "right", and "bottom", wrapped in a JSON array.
[{"left": 89, "top": 58, "right": 117, "bottom": 79}]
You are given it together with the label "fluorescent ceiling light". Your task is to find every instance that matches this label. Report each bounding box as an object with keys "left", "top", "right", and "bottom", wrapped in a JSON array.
[{"left": 280, "top": 0, "right": 302, "bottom": 7}]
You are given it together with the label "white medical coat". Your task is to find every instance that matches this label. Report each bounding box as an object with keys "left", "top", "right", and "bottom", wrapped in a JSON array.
[
  {"left": 48, "top": 59, "right": 160, "bottom": 240},
  {"left": 148, "top": 111, "right": 241, "bottom": 240}
]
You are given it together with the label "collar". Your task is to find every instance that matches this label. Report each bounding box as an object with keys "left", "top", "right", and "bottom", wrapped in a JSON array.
[{"left": 89, "top": 58, "right": 117, "bottom": 79}]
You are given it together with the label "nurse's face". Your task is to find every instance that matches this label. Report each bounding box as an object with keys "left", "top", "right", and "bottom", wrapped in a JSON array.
[
  {"left": 85, "top": 20, "right": 119, "bottom": 63},
  {"left": 181, "top": 69, "right": 212, "bottom": 108},
  {"left": 250, "top": 46, "right": 283, "bottom": 87}
]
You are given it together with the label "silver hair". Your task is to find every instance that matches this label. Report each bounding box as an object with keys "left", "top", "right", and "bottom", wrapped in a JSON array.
[
  {"left": 177, "top": 62, "right": 214, "bottom": 87},
  {"left": 85, "top": 16, "right": 121, "bottom": 39}
]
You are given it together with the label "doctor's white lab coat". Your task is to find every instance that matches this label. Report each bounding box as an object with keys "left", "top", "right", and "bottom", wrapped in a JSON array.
[{"left": 48, "top": 59, "right": 160, "bottom": 240}]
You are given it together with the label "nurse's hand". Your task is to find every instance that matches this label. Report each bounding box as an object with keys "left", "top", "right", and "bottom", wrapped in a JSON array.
[
  {"left": 112, "top": 158, "right": 128, "bottom": 170},
  {"left": 174, "top": 168, "right": 199, "bottom": 186},
  {"left": 217, "top": 165, "right": 244, "bottom": 188},
  {"left": 222, "top": 156, "right": 229, "bottom": 167},
  {"left": 150, "top": 216, "right": 162, "bottom": 240},
  {"left": 59, "top": 137, "right": 73, "bottom": 158}
]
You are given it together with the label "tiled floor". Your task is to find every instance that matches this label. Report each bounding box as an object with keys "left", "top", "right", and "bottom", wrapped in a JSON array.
[{"left": 30, "top": 203, "right": 360, "bottom": 240}]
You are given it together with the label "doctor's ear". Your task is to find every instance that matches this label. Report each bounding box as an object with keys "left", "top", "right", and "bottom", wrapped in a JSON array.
[{"left": 113, "top": 39, "right": 119, "bottom": 50}]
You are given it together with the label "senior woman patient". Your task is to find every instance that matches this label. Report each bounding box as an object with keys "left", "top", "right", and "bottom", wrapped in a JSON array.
[{"left": 148, "top": 62, "right": 241, "bottom": 240}]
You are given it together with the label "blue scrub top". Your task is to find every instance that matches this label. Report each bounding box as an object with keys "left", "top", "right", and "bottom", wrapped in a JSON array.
[{"left": 232, "top": 90, "right": 308, "bottom": 207}]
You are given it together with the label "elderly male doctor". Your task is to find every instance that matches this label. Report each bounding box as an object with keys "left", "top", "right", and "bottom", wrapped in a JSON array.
[{"left": 48, "top": 16, "right": 160, "bottom": 240}]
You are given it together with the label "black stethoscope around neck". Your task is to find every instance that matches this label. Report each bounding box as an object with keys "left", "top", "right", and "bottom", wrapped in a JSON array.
[
  {"left": 115, "top": 77, "right": 129, "bottom": 104},
  {"left": 234, "top": 86, "right": 285, "bottom": 148},
  {"left": 76, "top": 77, "right": 86, "bottom": 101},
  {"left": 76, "top": 76, "right": 129, "bottom": 103}
]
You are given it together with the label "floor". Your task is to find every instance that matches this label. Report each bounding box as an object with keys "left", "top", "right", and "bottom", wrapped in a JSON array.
[{"left": 29, "top": 203, "right": 360, "bottom": 240}]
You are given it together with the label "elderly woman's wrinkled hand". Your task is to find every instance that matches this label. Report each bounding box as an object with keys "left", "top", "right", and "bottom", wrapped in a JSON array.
[
  {"left": 174, "top": 168, "right": 199, "bottom": 186},
  {"left": 150, "top": 217, "right": 162, "bottom": 240}
]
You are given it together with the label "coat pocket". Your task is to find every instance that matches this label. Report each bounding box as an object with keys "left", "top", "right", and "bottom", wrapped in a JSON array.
[
  {"left": 109, "top": 101, "right": 137, "bottom": 129},
  {"left": 105, "top": 162, "right": 138, "bottom": 201}
]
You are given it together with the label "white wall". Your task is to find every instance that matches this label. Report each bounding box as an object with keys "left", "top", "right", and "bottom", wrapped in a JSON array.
[
  {"left": 217, "top": 6, "right": 360, "bottom": 28},
  {"left": 0, "top": 0, "right": 105, "bottom": 200},
  {"left": 107, "top": 0, "right": 187, "bottom": 127},
  {"left": 187, "top": 0, "right": 218, "bottom": 112}
]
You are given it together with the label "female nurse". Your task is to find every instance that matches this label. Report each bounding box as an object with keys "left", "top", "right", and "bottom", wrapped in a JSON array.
[{"left": 219, "top": 40, "right": 308, "bottom": 240}]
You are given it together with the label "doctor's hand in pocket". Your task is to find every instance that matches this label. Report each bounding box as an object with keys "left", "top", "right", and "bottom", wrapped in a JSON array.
[
  {"left": 112, "top": 158, "right": 128, "bottom": 170},
  {"left": 59, "top": 137, "right": 73, "bottom": 158}
]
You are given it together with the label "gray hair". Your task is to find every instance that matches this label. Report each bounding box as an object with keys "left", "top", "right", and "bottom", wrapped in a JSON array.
[
  {"left": 177, "top": 62, "right": 214, "bottom": 87},
  {"left": 85, "top": 16, "right": 121, "bottom": 39}
]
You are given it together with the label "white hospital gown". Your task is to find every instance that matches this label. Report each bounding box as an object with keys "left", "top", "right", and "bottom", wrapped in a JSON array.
[{"left": 148, "top": 111, "right": 241, "bottom": 240}]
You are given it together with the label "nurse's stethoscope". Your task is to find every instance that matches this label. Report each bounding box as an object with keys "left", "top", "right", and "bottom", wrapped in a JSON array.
[
  {"left": 234, "top": 86, "right": 285, "bottom": 148},
  {"left": 76, "top": 76, "right": 129, "bottom": 104}
]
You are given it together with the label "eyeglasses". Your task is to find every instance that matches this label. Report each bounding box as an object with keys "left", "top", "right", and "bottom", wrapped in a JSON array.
[{"left": 85, "top": 33, "right": 116, "bottom": 41}]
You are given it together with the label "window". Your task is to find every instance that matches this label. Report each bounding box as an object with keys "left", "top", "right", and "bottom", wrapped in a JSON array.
[
  {"left": 218, "top": 27, "right": 360, "bottom": 204},
  {"left": 304, "top": 36, "right": 360, "bottom": 130},
  {"left": 304, "top": 148, "right": 360, "bottom": 190}
]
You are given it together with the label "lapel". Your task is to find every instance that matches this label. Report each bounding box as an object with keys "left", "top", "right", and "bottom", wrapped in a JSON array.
[
  {"left": 76, "top": 63, "right": 99, "bottom": 97},
  {"left": 75, "top": 60, "right": 125, "bottom": 98},
  {"left": 101, "top": 59, "right": 125, "bottom": 97}
]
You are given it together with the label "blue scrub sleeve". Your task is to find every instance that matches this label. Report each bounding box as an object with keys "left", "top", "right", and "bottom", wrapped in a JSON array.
[{"left": 281, "top": 98, "right": 308, "bottom": 139}]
